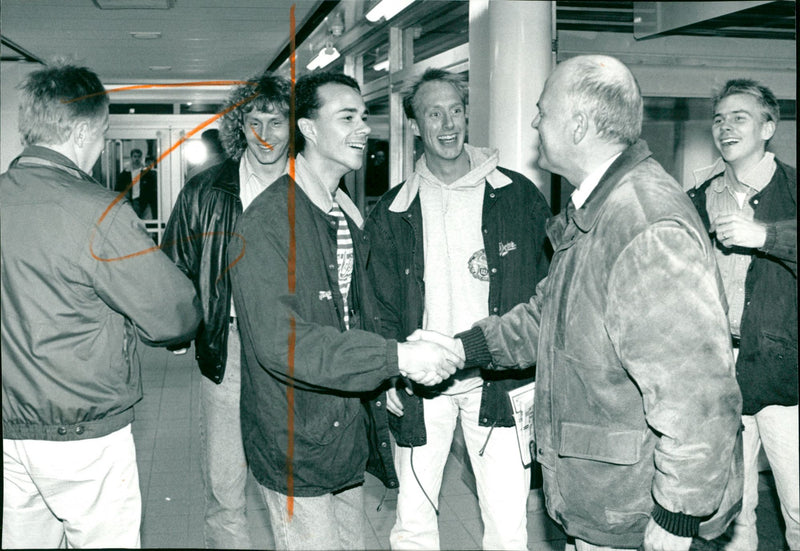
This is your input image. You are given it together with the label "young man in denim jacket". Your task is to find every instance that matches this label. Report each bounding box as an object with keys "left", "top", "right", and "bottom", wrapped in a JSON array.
[{"left": 688, "top": 79, "right": 797, "bottom": 551}]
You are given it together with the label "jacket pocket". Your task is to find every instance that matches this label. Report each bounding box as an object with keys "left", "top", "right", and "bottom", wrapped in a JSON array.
[
  {"left": 296, "top": 392, "right": 362, "bottom": 446},
  {"left": 760, "top": 330, "right": 797, "bottom": 367},
  {"left": 558, "top": 422, "right": 642, "bottom": 465},
  {"left": 555, "top": 422, "right": 652, "bottom": 535}
]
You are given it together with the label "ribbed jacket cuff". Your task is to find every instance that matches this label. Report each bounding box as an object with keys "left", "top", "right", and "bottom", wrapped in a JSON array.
[
  {"left": 455, "top": 326, "right": 493, "bottom": 369},
  {"left": 652, "top": 502, "right": 702, "bottom": 537}
]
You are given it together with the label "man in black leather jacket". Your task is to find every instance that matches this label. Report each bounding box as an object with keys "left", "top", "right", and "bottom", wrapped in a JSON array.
[{"left": 161, "top": 72, "right": 291, "bottom": 549}]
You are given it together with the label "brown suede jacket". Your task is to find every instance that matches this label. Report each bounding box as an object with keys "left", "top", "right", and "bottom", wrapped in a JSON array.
[{"left": 459, "top": 140, "right": 743, "bottom": 548}]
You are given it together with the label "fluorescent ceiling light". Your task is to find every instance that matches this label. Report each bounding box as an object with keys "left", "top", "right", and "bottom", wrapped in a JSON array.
[
  {"left": 129, "top": 31, "right": 162, "bottom": 39},
  {"left": 365, "top": 0, "right": 415, "bottom": 22},
  {"left": 94, "top": 0, "right": 173, "bottom": 8},
  {"left": 373, "top": 59, "right": 389, "bottom": 72},
  {"left": 148, "top": 65, "right": 172, "bottom": 71},
  {"left": 306, "top": 46, "right": 340, "bottom": 71}
]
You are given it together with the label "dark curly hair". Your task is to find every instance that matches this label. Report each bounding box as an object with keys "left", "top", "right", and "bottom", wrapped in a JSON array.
[
  {"left": 218, "top": 72, "right": 291, "bottom": 160},
  {"left": 294, "top": 72, "right": 361, "bottom": 153}
]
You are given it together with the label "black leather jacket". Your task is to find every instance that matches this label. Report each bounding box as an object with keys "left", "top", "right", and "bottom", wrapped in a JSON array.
[{"left": 162, "top": 159, "right": 242, "bottom": 383}]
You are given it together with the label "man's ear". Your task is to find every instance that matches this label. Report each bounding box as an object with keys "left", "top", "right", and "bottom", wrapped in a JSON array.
[
  {"left": 297, "top": 117, "right": 316, "bottom": 147},
  {"left": 572, "top": 111, "right": 589, "bottom": 145},
  {"left": 409, "top": 119, "right": 420, "bottom": 138},
  {"left": 760, "top": 119, "right": 776, "bottom": 142},
  {"left": 73, "top": 120, "right": 89, "bottom": 148}
]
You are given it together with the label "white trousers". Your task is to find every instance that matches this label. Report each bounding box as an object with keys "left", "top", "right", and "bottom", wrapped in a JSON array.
[
  {"left": 725, "top": 404, "right": 799, "bottom": 551},
  {"left": 2, "top": 424, "right": 141, "bottom": 549},
  {"left": 390, "top": 385, "right": 531, "bottom": 550}
]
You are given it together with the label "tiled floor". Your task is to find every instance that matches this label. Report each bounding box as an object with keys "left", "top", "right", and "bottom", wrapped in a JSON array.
[{"left": 133, "top": 343, "right": 788, "bottom": 550}]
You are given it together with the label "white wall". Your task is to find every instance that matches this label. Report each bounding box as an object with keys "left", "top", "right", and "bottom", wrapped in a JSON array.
[{"left": 1, "top": 62, "right": 40, "bottom": 172}]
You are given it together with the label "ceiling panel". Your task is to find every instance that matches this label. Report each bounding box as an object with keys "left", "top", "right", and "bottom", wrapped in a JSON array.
[
  {"left": 0, "top": 0, "right": 323, "bottom": 81},
  {"left": 557, "top": 1, "right": 795, "bottom": 40}
]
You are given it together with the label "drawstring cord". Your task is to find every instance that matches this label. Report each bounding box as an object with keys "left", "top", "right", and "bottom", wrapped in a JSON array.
[
  {"left": 478, "top": 422, "right": 497, "bottom": 456},
  {"left": 410, "top": 447, "right": 439, "bottom": 516},
  {"left": 377, "top": 487, "right": 389, "bottom": 512}
]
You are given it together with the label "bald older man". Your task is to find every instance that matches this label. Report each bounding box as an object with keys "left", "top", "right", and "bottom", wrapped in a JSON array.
[{"left": 414, "top": 55, "right": 744, "bottom": 551}]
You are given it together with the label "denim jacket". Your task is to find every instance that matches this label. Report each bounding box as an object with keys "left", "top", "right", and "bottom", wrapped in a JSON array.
[
  {"left": 365, "top": 160, "right": 550, "bottom": 446},
  {"left": 461, "top": 141, "right": 743, "bottom": 547},
  {"left": 688, "top": 159, "right": 797, "bottom": 414}
]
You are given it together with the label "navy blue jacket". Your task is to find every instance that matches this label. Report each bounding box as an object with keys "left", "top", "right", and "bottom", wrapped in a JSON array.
[
  {"left": 365, "top": 166, "right": 551, "bottom": 446},
  {"left": 689, "top": 159, "right": 797, "bottom": 415}
]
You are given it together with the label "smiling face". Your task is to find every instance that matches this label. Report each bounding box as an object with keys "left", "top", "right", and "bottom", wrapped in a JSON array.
[
  {"left": 713, "top": 93, "right": 775, "bottom": 174},
  {"left": 301, "top": 83, "right": 371, "bottom": 178},
  {"left": 410, "top": 80, "right": 467, "bottom": 163},
  {"left": 243, "top": 107, "right": 290, "bottom": 166}
]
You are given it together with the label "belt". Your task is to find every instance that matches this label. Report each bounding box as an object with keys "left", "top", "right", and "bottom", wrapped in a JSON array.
[{"left": 731, "top": 335, "right": 740, "bottom": 348}]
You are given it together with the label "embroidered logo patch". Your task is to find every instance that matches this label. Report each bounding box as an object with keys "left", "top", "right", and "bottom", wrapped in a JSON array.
[
  {"left": 468, "top": 249, "right": 490, "bottom": 281},
  {"left": 318, "top": 290, "right": 332, "bottom": 301},
  {"left": 499, "top": 241, "right": 517, "bottom": 257}
]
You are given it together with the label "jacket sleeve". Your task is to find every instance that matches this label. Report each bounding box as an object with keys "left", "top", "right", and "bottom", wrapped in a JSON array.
[
  {"left": 229, "top": 203, "right": 400, "bottom": 394},
  {"left": 91, "top": 201, "right": 202, "bottom": 346},
  {"left": 161, "top": 181, "right": 201, "bottom": 281},
  {"left": 460, "top": 276, "right": 546, "bottom": 369},
  {"left": 364, "top": 210, "right": 406, "bottom": 341},
  {"left": 606, "top": 221, "right": 742, "bottom": 531},
  {"left": 760, "top": 218, "right": 797, "bottom": 273}
]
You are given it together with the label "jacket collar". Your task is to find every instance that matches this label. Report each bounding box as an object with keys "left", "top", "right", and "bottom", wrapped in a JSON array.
[
  {"left": 14, "top": 145, "right": 91, "bottom": 181},
  {"left": 208, "top": 158, "right": 242, "bottom": 195},
  {"left": 692, "top": 157, "right": 727, "bottom": 190},
  {"left": 388, "top": 144, "right": 511, "bottom": 213},
  {"left": 294, "top": 154, "right": 364, "bottom": 228},
  {"left": 693, "top": 153, "right": 776, "bottom": 196},
  {"left": 572, "top": 139, "right": 653, "bottom": 232}
]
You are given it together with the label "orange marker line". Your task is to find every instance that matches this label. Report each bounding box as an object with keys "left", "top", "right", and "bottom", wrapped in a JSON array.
[
  {"left": 286, "top": 2, "right": 297, "bottom": 519},
  {"left": 63, "top": 80, "right": 257, "bottom": 103},
  {"left": 250, "top": 127, "right": 274, "bottom": 150},
  {"left": 89, "top": 91, "right": 260, "bottom": 264}
]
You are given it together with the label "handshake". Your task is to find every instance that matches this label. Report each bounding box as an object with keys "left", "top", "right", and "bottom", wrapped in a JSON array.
[{"left": 396, "top": 330, "right": 465, "bottom": 386}]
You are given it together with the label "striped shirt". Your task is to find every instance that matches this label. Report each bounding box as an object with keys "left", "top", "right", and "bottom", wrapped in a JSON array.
[{"left": 331, "top": 200, "right": 354, "bottom": 330}]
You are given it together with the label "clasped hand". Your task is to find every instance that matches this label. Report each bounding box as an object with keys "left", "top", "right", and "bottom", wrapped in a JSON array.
[
  {"left": 712, "top": 213, "right": 767, "bottom": 249},
  {"left": 396, "top": 329, "right": 465, "bottom": 387}
]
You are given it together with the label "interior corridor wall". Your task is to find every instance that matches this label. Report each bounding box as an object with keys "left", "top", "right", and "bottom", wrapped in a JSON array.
[{"left": 1, "top": 62, "right": 39, "bottom": 172}]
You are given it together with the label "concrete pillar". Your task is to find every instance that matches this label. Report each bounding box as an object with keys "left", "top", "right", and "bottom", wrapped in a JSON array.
[{"left": 469, "top": 0, "right": 553, "bottom": 203}]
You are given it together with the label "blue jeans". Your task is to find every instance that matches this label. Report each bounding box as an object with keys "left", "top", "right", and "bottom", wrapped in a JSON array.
[
  {"left": 260, "top": 484, "right": 365, "bottom": 550},
  {"left": 199, "top": 324, "right": 250, "bottom": 549}
]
